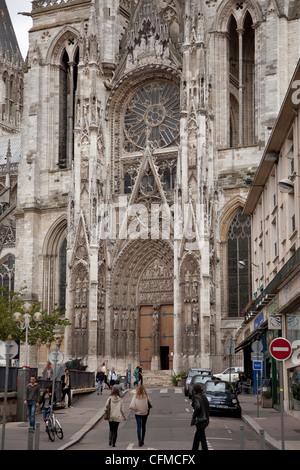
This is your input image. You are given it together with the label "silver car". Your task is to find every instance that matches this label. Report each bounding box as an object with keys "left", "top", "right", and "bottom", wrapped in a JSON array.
[{"left": 184, "top": 368, "right": 211, "bottom": 396}]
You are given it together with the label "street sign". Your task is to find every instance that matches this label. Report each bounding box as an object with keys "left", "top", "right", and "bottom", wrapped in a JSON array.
[
  {"left": 48, "top": 349, "right": 63, "bottom": 364},
  {"left": 0, "top": 340, "right": 18, "bottom": 360},
  {"left": 269, "top": 337, "right": 292, "bottom": 361},
  {"left": 251, "top": 351, "right": 264, "bottom": 361},
  {"left": 253, "top": 360, "right": 262, "bottom": 371},
  {"left": 251, "top": 340, "right": 263, "bottom": 353}
]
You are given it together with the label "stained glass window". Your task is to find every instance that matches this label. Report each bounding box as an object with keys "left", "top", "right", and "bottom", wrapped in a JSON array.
[
  {"left": 227, "top": 211, "right": 252, "bottom": 317},
  {"left": 124, "top": 82, "right": 180, "bottom": 152}
]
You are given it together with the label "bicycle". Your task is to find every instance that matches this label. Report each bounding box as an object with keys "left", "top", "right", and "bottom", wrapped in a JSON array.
[{"left": 45, "top": 408, "right": 64, "bottom": 441}]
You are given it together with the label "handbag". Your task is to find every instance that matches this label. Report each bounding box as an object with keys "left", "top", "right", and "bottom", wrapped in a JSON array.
[
  {"left": 147, "top": 399, "right": 152, "bottom": 413},
  {"left": 104, "top": 398, "right": 111, "bottom": 420}
]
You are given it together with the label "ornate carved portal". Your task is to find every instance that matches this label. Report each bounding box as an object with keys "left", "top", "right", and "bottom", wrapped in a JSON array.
[{"left": 111, "top": 239, "right": 174, "bottom": 370}]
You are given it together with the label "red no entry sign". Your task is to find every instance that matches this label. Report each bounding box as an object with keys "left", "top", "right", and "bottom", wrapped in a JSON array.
[{"left": 270, "top": 337, "right": 292, "bottom": 361}]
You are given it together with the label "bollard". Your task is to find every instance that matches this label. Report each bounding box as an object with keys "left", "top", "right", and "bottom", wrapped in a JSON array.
[
  {"left": 35, "top": 423, "right": 40, "bottom": 450},
  {"left": 259, "top": 429, "right": 265, "bottom": 450},
  {"left": 240, "top": 425, "right": 245, "bottom": 450},
  {"left": 27, "top": 428, "right": 34, "bottom": 450}
]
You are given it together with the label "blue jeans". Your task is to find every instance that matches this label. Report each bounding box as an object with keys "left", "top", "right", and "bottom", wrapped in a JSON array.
[
  {"left": 135, "top": 414, "right": 148, "bottom": 443},
  {"left": 43, "top": 406, "right": 51, "bottom": 421},
  {"left": 97, "top": 379, "right": 103, "bottom": 393},
  {"left": 27, "top": 402, "right": 37, "bottom": 429}
]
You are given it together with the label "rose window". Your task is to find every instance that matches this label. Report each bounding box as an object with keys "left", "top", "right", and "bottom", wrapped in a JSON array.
[{"left": 124, "top": 82, "right": 180, "bottom": 152}]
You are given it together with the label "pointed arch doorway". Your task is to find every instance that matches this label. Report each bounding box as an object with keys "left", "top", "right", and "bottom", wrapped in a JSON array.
[
  {"left": 139, "top": 304, "right": 174, "bottom": 370},
  {"left": 112, "top": 239, "right": 174, "bottom": 370}
]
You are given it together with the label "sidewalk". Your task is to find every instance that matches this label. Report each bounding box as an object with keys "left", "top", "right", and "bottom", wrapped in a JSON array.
[
  {"left": 0, "top": 387, "right": 112, "bottom": 450},
  {"left": 239, "top": 393, "right": 300, "bottom": 450},
  {"left": 1, "top": 387, "right": 300, "bottom": 450}
]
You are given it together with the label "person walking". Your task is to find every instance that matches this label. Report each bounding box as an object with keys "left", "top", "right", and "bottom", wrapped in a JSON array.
[
  {"left": 24, "top": 375, "right": 40, "bottom": 429},
  {"left": 129, "top": 384, "right": 152, "bottom": 447},
  {"left": 191, "top": 384, "right": 210, "bottom": 451},
  {"left": 61, "top": 368, "right": 72, "bottom": 408},
  {"left": 133, "top": 366, "right": 139, "bottom": 386},
  {"left": 138, "top": 365, "right": 143, "bottom": 385},
  {"left": 96, "top": 366, "right": 105, "bottom": 395},
  {"left": 108, "top": 366, "right": 118, "bottom": 389},
  {"left": 104, "top": 387, "right": 126, "bottom": 447},
  {"left": 42, "top": 361, "right": 53, "bottom": 381}
]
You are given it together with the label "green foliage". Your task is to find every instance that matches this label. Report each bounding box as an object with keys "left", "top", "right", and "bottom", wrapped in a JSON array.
[
  {"left": 0, "top": 288, "right": 70, "bottom": 345},
  {"left": 172, "top": 371, "right": 187, "bottom": 386},
  {"left": 262, "top": 389, "right": 272, "bottom": 399}
]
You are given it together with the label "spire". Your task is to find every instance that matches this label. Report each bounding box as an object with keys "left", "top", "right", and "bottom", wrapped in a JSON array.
[{"left": 0, "top": 0, "right": 23, "bottom": 62}]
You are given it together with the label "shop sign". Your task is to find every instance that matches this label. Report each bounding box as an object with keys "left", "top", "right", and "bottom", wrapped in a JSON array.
[
  {"left": 287, "top": 315, "right": 300, "bottom": 331},
  {"left": 267, "top": 295, "right": 279, "bottom": 316},
  {"left": 283, "top": 276, "right": 300, "bottom": 304},
  {"left": 268, "top": 315, "right": 282, "bottom": 329},
  {"left": 254, "top": 312, "right": 264, "bottom": 329}
]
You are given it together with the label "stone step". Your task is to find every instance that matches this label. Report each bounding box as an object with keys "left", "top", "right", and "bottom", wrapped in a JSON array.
[{"left": 141, "top": 370, "right": 173, "bottom": 387}]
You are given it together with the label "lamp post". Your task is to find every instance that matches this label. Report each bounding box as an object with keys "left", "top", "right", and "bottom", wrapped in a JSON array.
[{"left": 13, "top": 302, "right": 43, "bottom": 367}]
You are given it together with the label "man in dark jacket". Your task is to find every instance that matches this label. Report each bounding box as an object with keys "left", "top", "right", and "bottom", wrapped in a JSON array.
[{"left": 191, "top": 384, "right": 210, "bottom": 451}]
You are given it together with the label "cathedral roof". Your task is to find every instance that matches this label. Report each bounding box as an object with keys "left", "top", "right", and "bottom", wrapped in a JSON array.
[{"left": 0, "top": 0, "right": 23, "bottom": 60}]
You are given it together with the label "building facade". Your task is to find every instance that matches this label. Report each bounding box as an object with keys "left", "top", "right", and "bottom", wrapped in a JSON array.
[
  {"left": 0, "top": 0, "right": 23, "bottom": 305},
  {"left": 237, "top": 60, "right": 300, "bottom": 417},
  {"left": 4, "top": 0, "right": 300, "bottom": 374}
]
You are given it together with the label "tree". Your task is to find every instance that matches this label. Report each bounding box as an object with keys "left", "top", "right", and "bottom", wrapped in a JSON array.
[{"left": 0, "top": 288, "right": 70, "bottom": 345}]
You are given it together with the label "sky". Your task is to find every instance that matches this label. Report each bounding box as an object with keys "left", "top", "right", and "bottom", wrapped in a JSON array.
[{"left": 6, "top": 0, "right": 32, "bottom": 59}]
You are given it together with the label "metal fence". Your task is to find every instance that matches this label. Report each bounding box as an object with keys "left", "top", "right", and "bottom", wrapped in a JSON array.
[
  {"left": 0, "top": 367, "right": 95, "bottom": 393},
  {"left": 0, "top": 367, "right": 37, "bottom": 393}
]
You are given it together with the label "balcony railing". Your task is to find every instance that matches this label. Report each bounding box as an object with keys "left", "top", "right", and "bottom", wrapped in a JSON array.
[{"left": 32, "top": 0, "right": 90, "bottom": 10}]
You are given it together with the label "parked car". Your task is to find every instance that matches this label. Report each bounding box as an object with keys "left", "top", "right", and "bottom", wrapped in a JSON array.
[
  {"left": 184, "top": 368, "right": 211, "bottom": 397},
  {"left": 203, "top": 380, "right": 242, "bottom": 418},
  {"left": 213, "top": 367, "right": 243, "bottom": 383},
  {"left": 188, "top": 374, "right": 217, "bottom": 399}
]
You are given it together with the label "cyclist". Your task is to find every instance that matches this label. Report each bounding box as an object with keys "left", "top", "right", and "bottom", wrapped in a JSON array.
[{"left": 40, "top": 386, "right": 56, "bottom": 430}]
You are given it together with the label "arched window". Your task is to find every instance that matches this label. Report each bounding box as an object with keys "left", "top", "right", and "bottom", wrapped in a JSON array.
[
  {"left": 59, "top": 238, "right": 67, "bottom": 315},
  {"left": 228, "top": 11, "right": 255, "bottom": 147},
  {"left": 58, "top": 47, "right": 78, "bottom": 168},
  {"left": 0, "top": 255, "right": 15, "bottom": 292},
  {"left": 122, "top": 81, "right": 180, "bottom": 194},
  {"left": 227, "top": 210, "right": 251, "bottom": 316}
]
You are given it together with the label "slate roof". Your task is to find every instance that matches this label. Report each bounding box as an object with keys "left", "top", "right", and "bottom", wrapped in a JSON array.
[{"left": 0, "top": 0, "right": 23, "bottom": 60}]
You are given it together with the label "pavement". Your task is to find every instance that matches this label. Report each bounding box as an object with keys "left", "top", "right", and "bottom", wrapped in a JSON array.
[{"left": 1, "top": 386, "right": 300, "bottom": 451}]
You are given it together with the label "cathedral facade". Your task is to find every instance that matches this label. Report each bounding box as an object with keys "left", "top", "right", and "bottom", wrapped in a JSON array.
[{"left": 6, "top": 0, "right": 300, "bottom": 373}]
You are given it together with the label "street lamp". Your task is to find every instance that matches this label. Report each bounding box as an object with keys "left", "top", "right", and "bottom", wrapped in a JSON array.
[
  {"left": 238, "top": 260, "right": 259, "bottom": 269},
  {"left": 278, "top": 175, "right": 300, "bottom": 193},
  {"left": 13, "top": 302, "right": 42, "bottom": 367}
]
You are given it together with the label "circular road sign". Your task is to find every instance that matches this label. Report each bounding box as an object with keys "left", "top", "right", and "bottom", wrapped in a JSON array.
[
  {"left": 270, "top": 337, "right": 292, "bottom": 361},
  {"left": 48, "top": 348, "right": 64, "bottom": 364}
]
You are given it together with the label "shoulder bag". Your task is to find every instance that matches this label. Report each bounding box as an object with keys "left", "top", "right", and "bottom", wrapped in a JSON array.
[{"left": 104, "top": 398, "right": 111, "bottom": 420}]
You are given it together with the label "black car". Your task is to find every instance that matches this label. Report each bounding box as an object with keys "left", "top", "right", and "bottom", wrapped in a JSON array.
[
  {"left": 203, "top": 380, "right": 242, "bottom": 418},
  {"left": 188, "top": 375, "right": 217, "bottom": 399}
]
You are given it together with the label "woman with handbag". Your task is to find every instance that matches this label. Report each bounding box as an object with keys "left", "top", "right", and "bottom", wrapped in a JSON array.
[
  {"left": 191, "top": 384, "right": 210, "bottom": 451},
  {"left": 129, "top": 384, "right": 152, "bottom": 447},
  {"left": 104, "top": 387, "right": 126, "bottom": 447}
]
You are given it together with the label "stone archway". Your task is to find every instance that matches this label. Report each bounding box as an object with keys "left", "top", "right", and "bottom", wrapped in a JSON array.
[{"left": 111, "top": 239, "right": 174, "bottom": 369}]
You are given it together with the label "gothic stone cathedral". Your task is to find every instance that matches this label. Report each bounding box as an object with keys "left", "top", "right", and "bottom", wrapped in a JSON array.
[{"left": 3, "top": 0, "right": 300, "bottom": 374}]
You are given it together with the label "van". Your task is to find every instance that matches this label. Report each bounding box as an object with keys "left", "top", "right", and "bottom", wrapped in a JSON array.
[
  {"left": 184, "top": 368, "right": 212, "bottom": 396},
  {"left": 213, "top": 367, "right": 243, "bottom": 383}
]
